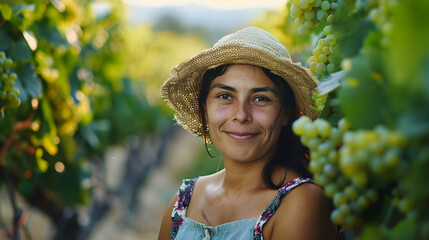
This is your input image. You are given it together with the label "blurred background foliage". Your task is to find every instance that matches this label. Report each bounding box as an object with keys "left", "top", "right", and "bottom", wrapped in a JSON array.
[{"left": 1, "top": 0, "right": 428, "bottom": 239}]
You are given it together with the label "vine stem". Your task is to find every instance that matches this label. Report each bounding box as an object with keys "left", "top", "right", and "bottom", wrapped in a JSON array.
[
  {"left": 0, "top": 116, "right": 33, "bottom": 166},
  {"left": 0, "top": 115, "right": 34, "bottom": 240}
]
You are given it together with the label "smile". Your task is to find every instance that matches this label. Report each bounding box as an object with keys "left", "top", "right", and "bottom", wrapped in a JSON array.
[{"left": 225, "top": 131, "right": 258, "bottom": 140}]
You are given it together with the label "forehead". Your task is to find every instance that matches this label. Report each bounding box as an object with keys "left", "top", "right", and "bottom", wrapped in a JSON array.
[{"left": 210, "top": 64, "right": 278, "bottom": 90}]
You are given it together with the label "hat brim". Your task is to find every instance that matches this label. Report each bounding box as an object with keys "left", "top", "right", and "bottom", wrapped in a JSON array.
[{"left": 160, "top": 43, "right": 319, "bottom": 137}]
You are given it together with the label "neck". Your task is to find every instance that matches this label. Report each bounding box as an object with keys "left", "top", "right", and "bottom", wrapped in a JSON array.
[{"left": 219, "top": 158, "right": 267, "bottom": 194}]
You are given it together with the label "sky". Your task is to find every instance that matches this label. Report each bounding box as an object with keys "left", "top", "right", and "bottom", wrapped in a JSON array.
[
  {"left": 120, "top": 0, "right": 287, "bottom": 44},
  {"left": 122, "top": 0, "right": 285, "bottom": 10}
]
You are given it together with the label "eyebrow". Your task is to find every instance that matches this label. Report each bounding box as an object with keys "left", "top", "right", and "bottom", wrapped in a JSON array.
[{"left": 211, "top": 83, "right": 278, "bottom": 95}]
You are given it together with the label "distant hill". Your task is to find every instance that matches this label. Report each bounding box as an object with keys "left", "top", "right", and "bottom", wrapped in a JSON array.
[{"left": 125, "top": 4, "right": 267, "bottom": 44}]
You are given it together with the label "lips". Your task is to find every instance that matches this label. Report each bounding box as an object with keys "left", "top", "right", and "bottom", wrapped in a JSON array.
[{"left": 225, "top": 131, "right": 258, "bottom": 140}]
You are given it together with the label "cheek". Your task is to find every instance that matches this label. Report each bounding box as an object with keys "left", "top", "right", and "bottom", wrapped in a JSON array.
[{"left": 206, "top": 105, "right": 230, "bottom": 124}]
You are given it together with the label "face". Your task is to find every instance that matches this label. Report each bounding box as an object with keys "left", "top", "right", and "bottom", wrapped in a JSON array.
[{"left": 205, "top": 64, "right": 288, "bottom": 164}]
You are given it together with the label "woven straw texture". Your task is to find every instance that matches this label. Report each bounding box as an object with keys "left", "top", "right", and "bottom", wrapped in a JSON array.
[{"left": 160, "top": 27, "right": 319, "bottom": 137}]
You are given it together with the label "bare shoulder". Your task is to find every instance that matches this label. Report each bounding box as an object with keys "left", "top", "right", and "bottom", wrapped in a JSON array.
[
  {"left": 269, "top": 182, "right": 337, "bottom": 240},
  {"left": 158, "top": 192, "right": 178, "bottom": 240}
]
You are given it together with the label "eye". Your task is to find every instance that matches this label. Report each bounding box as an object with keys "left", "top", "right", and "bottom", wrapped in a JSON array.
[
  {"left": 253, "top": 96, "right": 269, "bottom": 102},
  {"left": 218, "top": 93, "right": 232, "bottom": 100}
]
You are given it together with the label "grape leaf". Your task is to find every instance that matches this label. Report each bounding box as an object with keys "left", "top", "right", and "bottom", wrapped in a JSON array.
[
  {"left": 0, "top": 4, "right": 12, "bottom": 20},
  {"left": 0, "top": 28, "right": 12, "bottom": 51},
  {"left": 9, "top": 39, "right": 32, "bottom": 60},
  {"left": 18, "top": 62, "right": 42, "bottom": 99},
  {"left": 316, "top": 70, "right": 346, "bottom": 95},
  {"left": 34, "top": 20, "right": 68, "bottom": 47},
  {"left": 338, "top": 48, "right": 392, "bottom": 129}
]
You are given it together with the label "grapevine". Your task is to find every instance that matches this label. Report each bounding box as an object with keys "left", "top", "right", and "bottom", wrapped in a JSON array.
[
  {"left": 290, "top": 0, "right": 342, "bottom": 75},
  {"left": 0, "top": 51, "right": 21, "bottom": 113},
  {"left": 293, "top": 116, "right": 407, "bottom": 229}
]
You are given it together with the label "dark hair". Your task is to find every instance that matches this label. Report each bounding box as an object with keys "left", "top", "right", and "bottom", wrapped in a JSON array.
[{"left": 199, "top": 65, "right": 312, "bottom": 189}]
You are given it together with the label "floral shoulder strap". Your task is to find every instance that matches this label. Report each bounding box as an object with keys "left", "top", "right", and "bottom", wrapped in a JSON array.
[
  {"left": 253, "top": 177, "right": 313, "bottom": 240},
  {"left": 170, "top": 177, "right": 198, "bottom": 240}
]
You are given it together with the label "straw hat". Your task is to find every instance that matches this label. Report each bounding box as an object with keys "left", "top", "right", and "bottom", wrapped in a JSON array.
[{"left": 160, "top": 27, "right": 318, "bottom": 137}]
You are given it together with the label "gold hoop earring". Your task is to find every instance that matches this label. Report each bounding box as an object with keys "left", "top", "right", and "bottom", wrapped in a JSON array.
[{"left": 216, "top": 154, "right": 223, "bottom": 172}]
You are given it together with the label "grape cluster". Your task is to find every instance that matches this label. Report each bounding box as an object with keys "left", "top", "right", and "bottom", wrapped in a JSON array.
[
  {"left": 367, "top": 0, "right": 397, "bottom": 46},
  {"left": 311, "top": 91, "right": 328, "bottom": 112},
  {"left": 292, "top": 116, "right": 406, "bottom": 229},
  {"left": 308, "top": 26, "right": 339, "bottom": 75},
  {"left": 0, "top": 51, "right": 21, "bottom": 110},
  {"left": 290, "top": 0, "right": 341, "bottom": 35}
]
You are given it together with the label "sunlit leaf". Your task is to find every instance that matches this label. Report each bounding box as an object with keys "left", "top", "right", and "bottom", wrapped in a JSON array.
[{"left": 0, "top": 4, "right": 12, "bottom": 20}]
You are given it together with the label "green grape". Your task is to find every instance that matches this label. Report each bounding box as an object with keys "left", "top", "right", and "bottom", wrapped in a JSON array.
[
  {"left": 356, "top": 195, "right": 369, "bottom": 211},
  {"left": 310, "top": 160, "right": 323, "bottom": 174},
  {"left": 292, "top": 116, "right": 311, "bottom": 136},
  {"left": 315, "top": 62, "right": 327, "bottom": 74},
  {"left": 3, "top": 58, "right": 13, "bottom": 69},
  {"left": 318, "top": 38, "right": 328, "bottom": 46},
  {"left": 298, "top": 24, "right": 310, "bottom": 35},
  {"left": 317, "top": 9, "right": 328, "bottom": 21},
  {"left": 333, "top": 192, "right": 348, "bottom": 206},
  {"left": 329, "top": 127, "right": 342, "bottom": 146},
  {"left": 314, "top": 118, "right": 332, "bottom": 138},
  {"left": 318, "top": 53, "right": 328, "bottom": 63},
  {"left": 327, "top": 34, "right": 337, "bottom": 45},
  {"left": 328, "top": 150, "right": 339, "bottom": 164},
  {"left": 7, "top": 91, "right": 18, "bottom": 101},
  {"left": 327, "top": 14, "right": 334, "bottom": 23},
  {"left": 323, "top": 25, "right": 333, "bottom": 35},
  {"left": 0, "top": 91, "right": 7, "bottom": 99},
  {"left": 382, "top": 148, "right": 400, "bottom": 168},
  {"left": 313, "top": 0, "right": 322, "bottom": 7},
  {"left": 309, "top": 62, "right": 318, "bottom": 73},
  {"left": 308, "top": 137, "right": 322, "bottom": 151},
  {"left": 327, "top": 63, "right": 336, "bottom": 73},
  {"left": 304, "top": 10, "right": 316, "bottom": 20},
  {"left": 318, "top": 141, "right": 334, "bottom": 156},
  {"left": 304, "top": 20, "right": 314, "bottom": 28},
  {"left": 325, "top": 183, "right": 339, "bottom": 198},
  {"left": 323, "top": 46, "right": 331, "bottom": 55},
  {"left": 0, "top": 51, "right": 6, "bottom": 59},
  {"left": 313, "top": 47, "right": 323, "bottom": 58},
  {"left": 351, "top": 172, "right": 367, "bottom": 187},
  {"left": 299, "top": 0, "right": 310, "bottom": 9},
  {"left": 303, "top": 122, "right": 318, "bottom": 138},
  {"left": 291, "top": 4, "right": 303, "bottom": 18},
  {"left": 4, "top": 78, "right": 14, "bottom": 89},
  {"left": 331, "top": 208, "right": 345, "bottom": 224},
  {"left": 308, "top": 56, "right": 318, "bottom": 64},
  {"left": 344, "top": 185, "right": 359, "bottom": 201},
  {"left": 1, "top": 73, "right": 7, "bottom": 82},
  {"left": 314, "top": 174, "right": 329, "bottom": 186},
  {"left": 9, "top": 97, "right": 21, "bottom": 108},
  {"left": 339, "top": 204, "right": 352, "bottom": 216},
  {"left": 331, "top": 2, "right": 338, "bottom": 9},
  {"left": 321, "top": 1, "right": 331, "bottom": 10},
  {"left": 295, "top": 15, "right": 306, "bottom": 25},
  {"left": 338, "top": 118, "right": 350, "bottom": 133},
  {"left": 323, "top": 163, "right": 339, "bottom": 179},
  {"left": 339, "top": 154, "right": 359, "bottom": 176},
  {"left": 10, "top": 88, "right": 20, "bottom": 96},
  {"left": 9, "top": 73, "right": 17, "bottom": 82}
]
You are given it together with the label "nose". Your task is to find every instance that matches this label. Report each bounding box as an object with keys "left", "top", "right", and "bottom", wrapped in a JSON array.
[{"left": 233, "top": 100, "right": 252, "bottom": 123}]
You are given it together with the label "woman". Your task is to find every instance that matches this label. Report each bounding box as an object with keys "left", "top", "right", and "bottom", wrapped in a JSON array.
[{"left": 158, "top": 27, "right": 337, "bottom": 239}]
